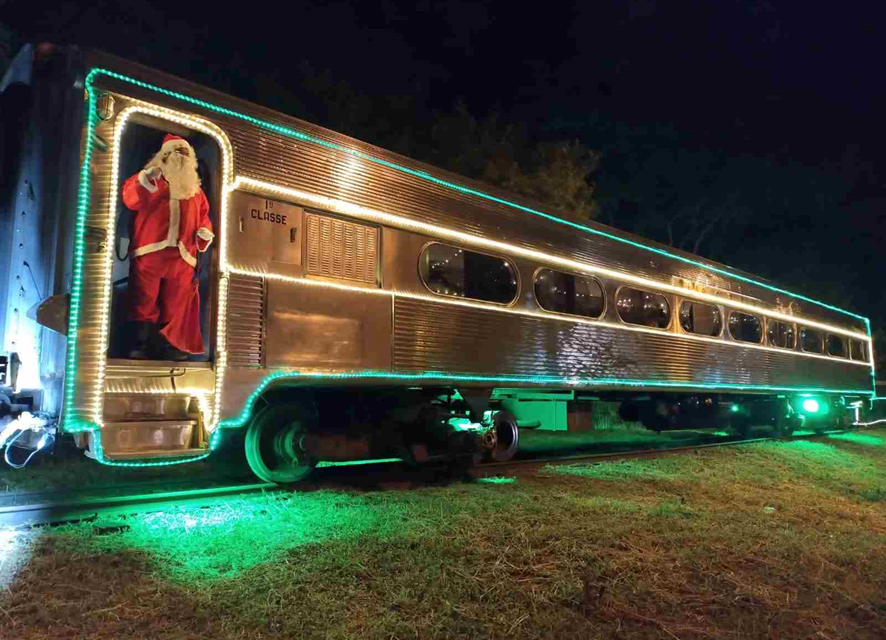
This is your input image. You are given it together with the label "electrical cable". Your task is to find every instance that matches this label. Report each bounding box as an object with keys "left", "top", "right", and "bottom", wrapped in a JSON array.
[{"left": 3, "top": 429, "right": 54, "bottom": 469}]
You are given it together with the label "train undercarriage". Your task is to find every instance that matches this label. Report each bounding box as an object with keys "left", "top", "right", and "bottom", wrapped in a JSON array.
[{"left": 235, "top": 387, "right": 857, "bottom": 483}]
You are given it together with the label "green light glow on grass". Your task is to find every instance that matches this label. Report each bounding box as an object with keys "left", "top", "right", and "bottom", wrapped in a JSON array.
[
  {"left": 477, "top": 476, "right": 516, "bottom": 484},
  {"left": 827, "top": 433, "right": 885, "bottom": 447},
  {"left": 543, "top": 459, "right": 678, "bottom": 481},
  {"left": 84, "top": 492, "right": 404, "bottom": 581}
]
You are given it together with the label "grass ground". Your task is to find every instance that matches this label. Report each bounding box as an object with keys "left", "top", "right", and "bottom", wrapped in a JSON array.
[{"left": 2, "top": 429, "right": 885, "bottom": 639}]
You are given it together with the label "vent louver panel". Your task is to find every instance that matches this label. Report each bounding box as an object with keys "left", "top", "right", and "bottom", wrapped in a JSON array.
[
  {"left": 305, "top": 213, "right": 378, "bottom": 285},
  {"left": 226, "top": 273, "right": 265, "bottom": 368}
]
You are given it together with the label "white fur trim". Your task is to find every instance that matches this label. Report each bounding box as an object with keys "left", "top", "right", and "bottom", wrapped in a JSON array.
[
  {"left": 196, "top": 227, "right": 214, "bottom": 241},
  {"left": 167, "top": 199, "right": 181, "bottom": 245},
  {"left": 132, "top": 240, "right": 196, "bottom": 268},
  {"left": 131, "top": 240, "right": 168, "bottom": 259},
  {"left": 160, "top": 138, "right": 193, "bottom": 155},
  {"left": 138, "top": 170, "right": 158, "bottom": 193},
  {"left": 177, "top": 241, "right": 197, "bottom": 267}
]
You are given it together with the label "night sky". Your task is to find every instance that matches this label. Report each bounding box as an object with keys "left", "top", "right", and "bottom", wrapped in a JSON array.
[{"left": 3, "top": 0, "right": 885, "bottom": 327}]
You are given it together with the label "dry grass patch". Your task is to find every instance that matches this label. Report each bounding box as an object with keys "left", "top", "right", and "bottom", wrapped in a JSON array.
[{"left": 2, "top": 430, "right": 886, "bottom": 639}]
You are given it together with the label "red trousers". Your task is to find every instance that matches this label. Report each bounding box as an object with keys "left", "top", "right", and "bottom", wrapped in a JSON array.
[{"left": 127, "top": 247, "right": 204, "bottom": 354}]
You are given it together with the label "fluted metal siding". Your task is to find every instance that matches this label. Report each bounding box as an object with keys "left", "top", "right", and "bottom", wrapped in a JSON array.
[
  {"left": 226, "top": 274, "right": 265, "bottom": 368},
  {"left": 85, "top": 53, "right": 865, "bottom": 334},
  {"left": 67, "top": 108, "right": 122, "bottom": 425},
  {"left": 305, "top": 213, "right": 378, "bottom": 284},
  {"left": 392, "top": 298, "right": 870, "bottom": 390}
]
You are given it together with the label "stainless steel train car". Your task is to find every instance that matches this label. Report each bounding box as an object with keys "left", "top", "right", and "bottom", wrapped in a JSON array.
[{"left": 0, "top": 44, "right": 876, "bottom": 481}]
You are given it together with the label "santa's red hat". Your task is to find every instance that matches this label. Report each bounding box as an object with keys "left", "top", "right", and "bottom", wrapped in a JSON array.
[{"left": 160, "top": 133, "right": 193, "bottom": 154}]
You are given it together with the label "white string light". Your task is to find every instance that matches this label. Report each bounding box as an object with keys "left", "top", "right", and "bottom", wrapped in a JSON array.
[
  {"left": 228, "top": 177, "right": 872, "bottom": 346},
  {"left": 97, "top": 103, "right": 234, "bottom": 432}
]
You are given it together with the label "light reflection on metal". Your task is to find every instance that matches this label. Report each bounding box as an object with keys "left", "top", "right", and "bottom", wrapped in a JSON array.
[
  {"left": 227, "top": 265, "right": 871, "bottom": 368},
  {"left": 229, "top": 177, "right": 871, "bottom": 346}
]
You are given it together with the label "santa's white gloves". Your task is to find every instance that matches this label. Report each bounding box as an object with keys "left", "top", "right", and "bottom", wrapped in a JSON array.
[{"left": 144, "top": 166, "right": 163, "bottom": 180}]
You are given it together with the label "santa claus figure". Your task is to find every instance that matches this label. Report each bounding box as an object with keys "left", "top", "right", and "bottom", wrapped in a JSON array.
[{"left": 122, "top": 134, "right": 214, "bottom": 360}]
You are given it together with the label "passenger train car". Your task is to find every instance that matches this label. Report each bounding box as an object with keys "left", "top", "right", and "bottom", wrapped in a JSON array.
[{"left": 0, "top": 44, "right": 876, "bottom": 481}]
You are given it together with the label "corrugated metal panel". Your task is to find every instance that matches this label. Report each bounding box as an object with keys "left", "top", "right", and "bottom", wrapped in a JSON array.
[
  {"left": 84, "top": 54, "right": 866, "bottom": 334},
  {"left": 226, "top": 273, "right": 265, "bottom": 368},
  {"left": 66, "top": 107, "right": 120, "bottom": 425},
  {"left": 305, "top": 213, "right": 378, "bottom": 285},
  {"left": 392, "top": 298, "right": 870, "bottom": 390}
]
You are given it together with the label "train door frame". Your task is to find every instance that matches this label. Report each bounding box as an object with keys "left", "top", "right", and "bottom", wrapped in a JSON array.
[{"left": 106, "top": 110, "right": 224, "bottom": 365}]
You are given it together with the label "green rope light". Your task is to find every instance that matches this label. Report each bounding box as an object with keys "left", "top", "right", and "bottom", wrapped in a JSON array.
[
  {"left": 84, "top": 68, "right": 868, "bottom": 323},
  {"left": 59, "top": 68, "right": 876, "bottom": 468}
]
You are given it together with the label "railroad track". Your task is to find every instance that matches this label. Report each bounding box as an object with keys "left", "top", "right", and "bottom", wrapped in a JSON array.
[{"left": 1, "top": 426, "right": 880, "bottom": 528}]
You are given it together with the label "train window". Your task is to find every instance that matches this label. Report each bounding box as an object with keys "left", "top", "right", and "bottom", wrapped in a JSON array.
[
  {"left": 767, "top": 321, "right": 796, "bottom": 349},
  {"left": 616, "top": 288, "right": 670, "bottom": 329},
  {"left": 826, "top": 334, "right": 846, "bottom": 358},
  {"left": 419, "top": 243, "right": 518, "bottom": 304},
  {"left": 534, "top": 269, "right": 604, "bottom": 318},
  {"left": 728, "top": 312, "right": 762, "bottom": 343},
  {"left": 800, "top": 327, "right": 823, "bottom": 353},
  {"left": 850, "top": 339, "right": 868, "bottom": 362},
  {"left": 679, "top": 301, "right": 722, "bottom": 336}
]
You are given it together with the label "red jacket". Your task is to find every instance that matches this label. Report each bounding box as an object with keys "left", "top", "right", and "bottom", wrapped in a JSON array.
[{"left": 122, "top": 170, "right": 214, "bottom": 267}]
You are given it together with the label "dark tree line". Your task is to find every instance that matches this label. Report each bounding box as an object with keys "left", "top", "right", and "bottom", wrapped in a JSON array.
[{"left": 2, "top": 19, "right": 883, "bottom": 371}]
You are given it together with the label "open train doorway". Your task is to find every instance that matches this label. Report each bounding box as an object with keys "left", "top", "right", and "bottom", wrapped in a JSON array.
[{"left": 107, "top": 115, "right": 221, "bottom": 364}]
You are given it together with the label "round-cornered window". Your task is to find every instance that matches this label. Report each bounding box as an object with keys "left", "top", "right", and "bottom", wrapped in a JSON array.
[
  {"left": 534, "top": 269, "right": 604, "bottom": 318},
  {"left": 419, "top": 243, "right": 518, "bottom": 304},
  {"left": 679, "top": 301, "right": 722, "bottom": 336},
  {"left": 850, "top": 339, "right": 868, "bottom": 362},
  {"left": 826, "top": 334, "right": 846, "bottom": 358},
  {"left": 767, "top": 321, "right": 796, "bottom": 349},
  {"left": 616, "top": 288, "right": 670, "bottom": 329},
  {"left": 728, "top": 312, "right": 763, "bottom": 343},
  {"left": 800, "top": 327, "right": 823, "bottom": 354}
]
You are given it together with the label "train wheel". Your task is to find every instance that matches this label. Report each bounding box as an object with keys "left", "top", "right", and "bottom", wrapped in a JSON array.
[
  {"left": 489, "top": 410, "right": 519, "bottom": 462},
  {"left": 773, "top": 407, "right": 799, "bottom": 439},
  {"left": 245, "top": 404, "right": 316, "bottom": 484}
]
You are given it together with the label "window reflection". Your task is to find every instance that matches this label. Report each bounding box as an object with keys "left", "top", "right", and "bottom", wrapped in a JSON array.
[
  {"left": 419, "top": 243, "right": 518, "bottom": 304},
  {"left": 616, "top": 288, "right": 670, "bottom": 328},
  {"left": 679, "top": 301, "right": 722, "bottom": 336},
  {"left": 800, "top": 327, "right": 823, "bottom": 354},
  {"left": 767, "top": 321, "right": 795, "bottom": 349},
  {"left": 729, "top": 312, "right": 763, "bottom": 343},
  {"left": 534, "top": 269, "right": 604, "bottom": 318}
]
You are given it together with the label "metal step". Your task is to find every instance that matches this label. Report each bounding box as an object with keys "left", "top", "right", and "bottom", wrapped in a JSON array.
[{"left": 97, "top": 420, "right": 201, "bottom": 460}]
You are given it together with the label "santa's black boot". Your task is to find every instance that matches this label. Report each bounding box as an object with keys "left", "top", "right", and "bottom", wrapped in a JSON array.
[
  {"left": 128, "top": 321, "right": 154, "bottom": 359},
  {"left": 156, "top": 335, "right": 189, "bottom": 362}
]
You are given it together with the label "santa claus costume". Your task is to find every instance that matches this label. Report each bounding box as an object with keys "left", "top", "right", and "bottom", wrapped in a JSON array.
[{"left": 122, "top": 134, "right": 214, "bottom": 359}]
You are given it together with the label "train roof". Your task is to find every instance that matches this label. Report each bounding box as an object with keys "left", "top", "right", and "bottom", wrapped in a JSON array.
[{"left": 69, "top": 46, "right": 869, "bottom": 334}]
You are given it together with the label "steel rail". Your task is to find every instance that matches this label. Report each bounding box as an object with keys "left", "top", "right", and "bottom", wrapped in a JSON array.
[{"left": 2, "top": 425, "right": 881, "bottom": 528}]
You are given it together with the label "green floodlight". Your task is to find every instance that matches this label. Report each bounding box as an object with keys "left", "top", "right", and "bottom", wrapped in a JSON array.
[{"left": 802, "top": 399, "right": 821, "bottom": 414}]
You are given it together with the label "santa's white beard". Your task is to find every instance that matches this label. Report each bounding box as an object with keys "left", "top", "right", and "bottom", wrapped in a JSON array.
[{"left": 146, "top": 151, "right": 201, "bottom": 200}]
